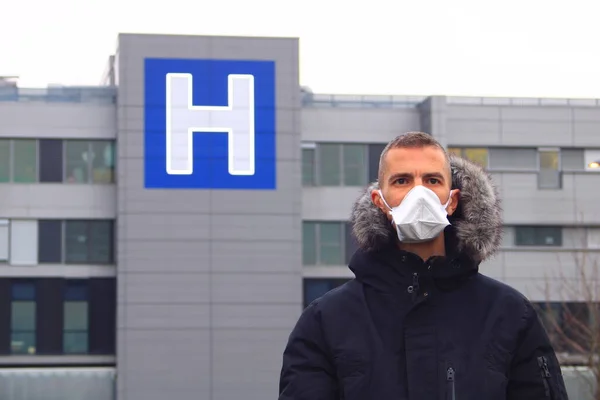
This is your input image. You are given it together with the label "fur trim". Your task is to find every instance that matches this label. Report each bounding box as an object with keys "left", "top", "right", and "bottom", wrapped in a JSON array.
[{"left": 350, "top": 154, "right": 503, "bottom": 263}]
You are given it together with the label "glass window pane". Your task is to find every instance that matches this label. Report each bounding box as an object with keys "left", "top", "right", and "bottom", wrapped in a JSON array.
[
  {"left": 65, "top": 221, "right": 89, "bottom": 263},
  {"left": 319, "top": 223, "right": 343, "bottom": 265},
  {"left": 39, "top": 139, "right": 64, "bottom": 183},
  {"left": 38, "top": 220, "right": 63, "bottom": 263},
  {"left": 0, "top": 140, "right": 10, "bottom": 182},
  {"left": 318, "top": 144, "right": 341, "bottom": 186},
  {"left": 11, "top": 332, "right": 36, "bottom": 355},
  {"left": 91, "top": 141, "right": 115, "bottom": 183},
  {"left": 540, "top": 150, "right": 560, "bottom": 170},
  {"left": 515, "top": 227, "right": 536, "bottom": 246},
  {"left": 489, "top": 148, "right": 537, "bottom": 170},
  {"left": 0, "top": 220, "right": 9, "bottom": 262},
  {"left": 11, "top": 301, "right": 36, "bottom": 330},
  {"left": 320, "top": 223, "right": 342, "bottom": 244},
  {"left": 65, "top": 281, "right": 88, "bottom": 301},
  {"left": 64, "top": 301, "right": 88, "bottom": 330},
  {"left": 463, "top": 148, "right": 489, "bottom": 168},
  {"left": 65, "top": 141, "right": 90, "bottom": 183},
  {"left": 302, "top": 222, "right": 317, "bottom": 265},
  {"left": 537, "top": 227, "right": 562, "bottom": 246},
  {"left": 13, "top": 140, "right": 37, "bottom": 183},
  {"left": 89, "top": 221, "right": 113, "bottom": 264},
  {"left": 561, "top": 149, "right": 585, "bottom": 171},
  {"left": 302, "top": 149, "right": 315, "bottom": 186},
  {"left": 343, "top": 144, "right": 367, "bottom": 186},
  {"left": 64, "top": 332, "right": 88, "bottom": 354},
  {"left": 516, "top": 226, "right": 562, "bottom": 246},
  {"left": 11, "top": 282, "right": 35, "bottom": 300}
]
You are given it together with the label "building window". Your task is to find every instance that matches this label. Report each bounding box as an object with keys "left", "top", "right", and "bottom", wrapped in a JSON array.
[
  {"left": 64, "top": 140, "right": 115, "bottom": 184},
  {"left": 488, "top": 148, "right": 537, "bottom": 170},
  {"left": 303, "top": 143, "right": 368, "bottom": 186},
  {"left": 38, "top": 220, "right": 63, "bottom": 263},
  {"left": 10, "top": 281, "right": 36, "bottom": 355},
  {"left": 538, "top": 148, "right": 562, "bottom": 189},
  {"left": 302, "top": 146, "right": 316, "bottom": 186},
  {"left": 0, "top": 139, "right": 38, "bottom": 183},
  {"left": 65, "top": 221, "right": 114, "bottom": 264},
  {"left": 63, "top": 281, "right": 89, "bottom": 354},
  {"left": 39, "top": 139, "right": 64, "bottom": 183},
  {"left": 318, "top": 144, "right": 342, "bottom": 186},
  {"left": 9, "top": 220, "right": 38, "bottom": 266},
  {"left": 303, "top": 222, "right": 346, "bottom": 265},
  {"left": 587, "top": 228, "right": 600, "bottom": 249},
  {"left": 38, "top": 220, "right": 115, "bottom": 265},
  {"left": 584, "top": 149, "right": 600, "bottom": 171},
  {"left": 303, "top": 142, "right": 383, "bottom": 186},
  {"left": 14, "top": 140, "right": 38, "bottom": 183},
  {"left": 515, "top": 226, "right": 562, "bottom": 246},
  {"left": 447, "top": 147, "right": 489, "bottom": 168},
  {"left": 0, "top": 219, "right": 9, "bottom": 263},
  {"left": 303, "top": 278, "right": 349, "bottom": 308}
]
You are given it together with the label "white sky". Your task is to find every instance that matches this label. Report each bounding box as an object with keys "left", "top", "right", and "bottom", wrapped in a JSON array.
[{"left": 1, "top": 0, "right": 599, "bottom": 98}]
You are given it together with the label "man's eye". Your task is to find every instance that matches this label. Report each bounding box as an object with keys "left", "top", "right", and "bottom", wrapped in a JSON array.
[
  {"left": 428, "top": 178, "right": 439, "bottom": 184},
  {"left": 395, "top": 178, "right": 406, "bottom": 184}
]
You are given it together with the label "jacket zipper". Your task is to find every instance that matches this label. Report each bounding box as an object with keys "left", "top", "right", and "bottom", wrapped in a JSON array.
[
  {"left": 446, "top": 366, "right": 456, "bottom": 400},
  {"left": 537, "top": 356, "right": 552, "bottom": 398}
]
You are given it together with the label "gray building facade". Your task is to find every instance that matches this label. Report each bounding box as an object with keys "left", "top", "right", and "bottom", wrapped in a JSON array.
[{"left": 0, "top": 33, "right": 598, "bottom": 399}]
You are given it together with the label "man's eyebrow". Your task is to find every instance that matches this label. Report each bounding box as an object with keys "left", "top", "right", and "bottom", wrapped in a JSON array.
[
  {"left": 387, "top": 172, "right": 446, "bottom": 183},
  {"left": 387, "top": 173, "right": 414, "bottom": 183},
  {"left": 423, "top": 172, "right": 446, "bottom": 180}
]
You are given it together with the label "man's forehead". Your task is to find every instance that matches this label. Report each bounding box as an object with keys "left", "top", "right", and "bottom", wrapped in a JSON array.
[{"left": 381, "top": 146, "right": 451, "bottom": 179}]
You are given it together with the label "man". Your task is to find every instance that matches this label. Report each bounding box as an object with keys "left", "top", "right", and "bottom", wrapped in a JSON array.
[{"left": 279, "top": 132, "right": 568, "bottom": 399}]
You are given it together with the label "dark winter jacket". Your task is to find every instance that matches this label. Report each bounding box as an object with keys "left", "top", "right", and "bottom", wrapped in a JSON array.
[{"left": 279, "top": 155, "right": 569, "bottom": 400}]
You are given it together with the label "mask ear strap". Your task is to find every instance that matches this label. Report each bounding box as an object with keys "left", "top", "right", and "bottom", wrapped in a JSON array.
[
  {"left": 443, "top": 189, "right": 454, "bottom": 209},
  {"left": 378, "top": 190, "right": 393, "bottom": 212}
]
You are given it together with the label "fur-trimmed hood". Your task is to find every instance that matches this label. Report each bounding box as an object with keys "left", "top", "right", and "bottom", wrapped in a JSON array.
[{"left": 350, "top": 154, "right": 503, "bottom": 264}]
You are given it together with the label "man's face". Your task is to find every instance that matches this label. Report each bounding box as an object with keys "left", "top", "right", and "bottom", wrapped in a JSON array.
[{"left": 371, "top": 146, "right": 460, "bottom": 219}]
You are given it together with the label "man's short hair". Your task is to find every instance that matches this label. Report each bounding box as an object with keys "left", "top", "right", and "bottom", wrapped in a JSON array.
[{"left": 378, "top": 131, "right": 451, "bottom": 184}]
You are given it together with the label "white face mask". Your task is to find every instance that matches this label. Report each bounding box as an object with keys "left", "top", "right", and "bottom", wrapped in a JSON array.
[{"left": 378, "top": 185, "right": 454, "bottom": 243}]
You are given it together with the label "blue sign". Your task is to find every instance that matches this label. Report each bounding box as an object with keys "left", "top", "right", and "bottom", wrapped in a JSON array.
[{"left": 144, "top": 58, "right": 276, "bottom": 189}]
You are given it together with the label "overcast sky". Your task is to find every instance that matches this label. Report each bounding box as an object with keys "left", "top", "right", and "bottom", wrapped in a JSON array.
[{"left": 2, "top": 0, "right": 598, "bottom": 99}]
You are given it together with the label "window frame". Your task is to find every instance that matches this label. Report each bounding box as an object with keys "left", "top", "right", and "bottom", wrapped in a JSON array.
[
  {"left": 64, "top": 220, "right": 115, "bottom": 265},
  {"left": 302, "top": 221, "right": 346, "bottom": 266},
  {"left": 0, "top": 219, "right": 10, "bottom": 263},
  {"left": 63, "top": 140, "right": 115, "bottom": 184},
  {"left": 63, "top": 281, "right": 89, "bottom": 354},
  {"left": 12, "top": 139, "right": 39, "bottom": 183},
  {"left": 537, "top": 147, "right": 562, "bottom": 190},
  {"left": 447, "top": 146, "right": 490, "bottom": 169},
  {"left": 304, "top": 143, "right": 369, "bottom": 187},
  {"left": 10, "top": 281, "right": 37, "bottom": 355},
  {"left": 514, "top": 226, "right": 563, "bottom": 247},
  {"left": 0, "top": 139, "right": 40, "bottom": 184},
  {"left": 301, "top": 143, "right": 317, "bottom": 187}
]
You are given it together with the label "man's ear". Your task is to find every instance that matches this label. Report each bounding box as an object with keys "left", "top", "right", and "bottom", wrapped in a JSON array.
[
  {"left": 447, "top": 189, "right": 460, "bottom": 216},
  {"left": 371, "top": 189, "right": 391, "bottom": 219},
  {"left": 371, "top": 189, "right": 383, "bottom": 209}
]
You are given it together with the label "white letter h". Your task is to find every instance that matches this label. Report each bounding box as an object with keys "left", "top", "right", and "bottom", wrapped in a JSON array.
[{"left": 165, "top": 73, "right": 255, "bottom": 176}]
